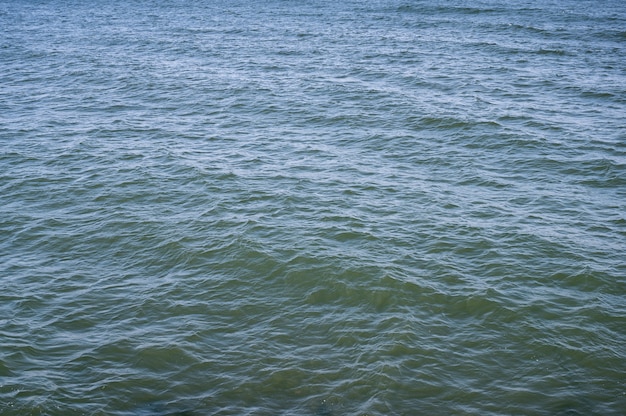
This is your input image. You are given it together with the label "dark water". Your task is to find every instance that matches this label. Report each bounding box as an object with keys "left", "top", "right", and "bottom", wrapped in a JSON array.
[{"left": 1, "top": 0, "right": 625, "bottom": 414}]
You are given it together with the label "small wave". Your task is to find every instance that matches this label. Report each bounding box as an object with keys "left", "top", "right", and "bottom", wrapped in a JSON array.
[{"left": 535, "top": 48, "right": 569, "bottom": 55}]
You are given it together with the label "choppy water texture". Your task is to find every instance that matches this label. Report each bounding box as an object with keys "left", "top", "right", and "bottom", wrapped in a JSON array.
[{"left": 1, "top": 0, "right": 625, "bottom": 415}]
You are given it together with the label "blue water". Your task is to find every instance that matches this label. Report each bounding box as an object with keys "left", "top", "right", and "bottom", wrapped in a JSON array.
[{"left": 1, "top": 0, "right": 625, "bottom": 415}]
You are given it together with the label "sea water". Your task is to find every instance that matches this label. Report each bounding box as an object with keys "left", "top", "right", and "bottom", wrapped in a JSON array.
[{"left": 1, "top": 0, "right": 625, "bottom": 414}]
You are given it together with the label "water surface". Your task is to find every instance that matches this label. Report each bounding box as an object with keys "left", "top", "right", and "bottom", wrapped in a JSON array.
[{"left": 1, "top": 0, "right": 625, "bottom": 415}]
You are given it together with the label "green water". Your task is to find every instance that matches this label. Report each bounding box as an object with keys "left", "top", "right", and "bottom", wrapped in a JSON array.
[{"left": 1, "top": 0, "right": 625, "bottom": 414}]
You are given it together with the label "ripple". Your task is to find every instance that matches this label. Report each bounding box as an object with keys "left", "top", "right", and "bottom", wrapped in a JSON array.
[{"left": 2, "top": 0, "right": 625, "bottom": 414}]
